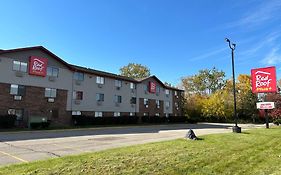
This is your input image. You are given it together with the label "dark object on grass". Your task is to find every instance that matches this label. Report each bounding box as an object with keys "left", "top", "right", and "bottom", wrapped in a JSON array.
[{"left": 185, "top": 129, "right": 197, "bottom": 140}]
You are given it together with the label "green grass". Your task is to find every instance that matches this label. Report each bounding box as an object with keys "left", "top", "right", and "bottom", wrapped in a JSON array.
[{"left": 1, "top": 128, "right": 281, "bottom": 175}]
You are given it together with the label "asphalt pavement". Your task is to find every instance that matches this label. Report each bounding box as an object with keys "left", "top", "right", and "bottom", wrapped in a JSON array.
[{"left": 0, "top": 123, "right": 264, "bottom": 167}]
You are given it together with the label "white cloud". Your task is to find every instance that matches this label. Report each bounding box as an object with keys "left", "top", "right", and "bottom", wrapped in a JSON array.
[
  {"left": 227, "top": 0, "right": 281, "bottom": 29},
  {"left": 261, "top": 47, "right": 281, "bottom": 65},
  {"left": 189, "top": 47, "right": 227, "bottom": 61}
]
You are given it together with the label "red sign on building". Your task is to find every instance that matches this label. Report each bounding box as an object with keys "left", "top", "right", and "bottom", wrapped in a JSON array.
[
  {"left": 29, "top": 56, "right": 48, "bottom": 77},
  {"left": 251, "top": 66, "right": 277, "bottom": 93},
  {"left": 149, "top": 81, "right": 156, "bottom": 93}
]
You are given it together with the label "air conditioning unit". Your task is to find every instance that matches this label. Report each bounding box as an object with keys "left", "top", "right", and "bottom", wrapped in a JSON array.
[
  {"left": 48, "top": 98, "right": 55, "bottom": 103},
  {"left": 176, "top": 95, "right": 179, "bottom": 99},
  {"left": 98, "top": 84, "right": 103, "bottom": 88},
  {"left": 74, "top": 100, "right": 81, "bottom": 105},
  {"left": 145, "top": 105, "right": 148, "bottom": 108},
  {"left": 49, "top": 76, "right": 56, "bottom": 82},
  {"left": 157, "top": 105, "right": 160, "bottom": 109},
  {"left": 75, "top": 80, "right": 82, "bottom": 85},
  {"left": 15, "top": 71, "right": 24, "bottom": 77},
  {"left": 14, "top": 95, "right": 22, "bottom": 100},
  {"left": 176, "top": 107, "right": 179, "bottom": 110},
  {"left": 97, "top": 101, "right": 102, "bottom": 106}
]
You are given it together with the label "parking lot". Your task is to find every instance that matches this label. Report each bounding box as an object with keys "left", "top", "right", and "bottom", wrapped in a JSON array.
[{"left": 0, "top": 123, "right": 263, "bottom": 166}]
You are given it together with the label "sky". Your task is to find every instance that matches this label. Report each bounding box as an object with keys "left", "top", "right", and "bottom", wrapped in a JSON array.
[{"left": 1, "top": 0, "right": 281, "bottom": 86}]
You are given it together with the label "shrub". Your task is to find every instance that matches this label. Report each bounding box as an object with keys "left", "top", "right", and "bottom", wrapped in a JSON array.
[{"left": 0, "top": 115, "right": 17, "bottom": 128}]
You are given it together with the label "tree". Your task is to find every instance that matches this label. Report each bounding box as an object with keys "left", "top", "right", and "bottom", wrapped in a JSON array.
[
  {"left": 119, "top": 63, "right": 150, "bottom": 79},
  {"left": 181, "top": 67, "right": 226, "bottom": 95}
]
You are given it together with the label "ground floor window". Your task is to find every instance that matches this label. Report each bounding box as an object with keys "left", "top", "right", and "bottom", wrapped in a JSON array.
[
  {"left": 95, "top": 112, "right": 103, "bottom": 117},
  {"left": 8, "top": 109, "right": 23, "bottom": 120},
  {"left": 72, "top": 111, "right": 81, "bottom": 115},
  {"left": 129, "top": 112, "right": 135, "bottom": 116},
  {"left": 114, "top": 112, "right": 121, "bottom": 117}
]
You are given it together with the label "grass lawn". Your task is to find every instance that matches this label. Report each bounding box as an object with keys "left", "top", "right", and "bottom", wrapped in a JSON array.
[{"left": 1, "top": 127, "right": 281, "bottom": 175}]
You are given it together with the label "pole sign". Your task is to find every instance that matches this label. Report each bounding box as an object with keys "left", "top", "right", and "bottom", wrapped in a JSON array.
[
  {"left": 29, "top": 56, "right": 48, "bottom": 77},
  {"left": 251, "top": 66, "right": 277, "bottom": 93},
  {"left": 256, "top": 102, "right": 275, "bottom": 109}
]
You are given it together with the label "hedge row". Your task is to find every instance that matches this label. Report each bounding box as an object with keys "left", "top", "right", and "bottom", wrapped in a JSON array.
[
  {"left": 72, "top": 115, "right": 188, "bottom": 126},
  {"left": 0, "top": 115, "right": 17, "bottom": 128}
]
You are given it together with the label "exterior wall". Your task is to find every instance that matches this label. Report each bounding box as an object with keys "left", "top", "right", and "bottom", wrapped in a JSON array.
[
  {"left": 172, "top": 90, "right": 184, "bottom": 116},
  {"left": 71, "top": 74, "right": 137, "bottom": 113},
  {"left": 0, "top": 47, "right": 184, "bottom": 126},
  {"left": 136, "top": 77, "right": 173, "bottom": 115},
  {"left": 0, "top": 82, "right": 70, "bottom": 126}
]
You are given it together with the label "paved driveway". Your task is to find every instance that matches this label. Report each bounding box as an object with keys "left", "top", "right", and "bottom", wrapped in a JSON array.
[{"left": 0, "top": 123, "right": 264, "bottom": 167}]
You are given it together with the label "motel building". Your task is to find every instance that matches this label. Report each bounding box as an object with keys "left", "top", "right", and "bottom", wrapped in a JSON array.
[{"left": 0, "top": 46, "right": 184, "bottom": 127}]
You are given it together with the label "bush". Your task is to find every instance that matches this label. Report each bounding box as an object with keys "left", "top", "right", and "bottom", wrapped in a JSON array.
[
  {"left": 141, "top": 116, "right": 167, "bottom": 123},
  {"left": 273, "top": 119, "right": 281, "bottom": 126},
  {"left": 30, "top": 121, "right": 51, "bottom": 129},
  {"left": 0, "top": 115, "right": 16, "bottom": 128},
  {"left": 168, "top": 116, "right": 187, "bottom": 123}
]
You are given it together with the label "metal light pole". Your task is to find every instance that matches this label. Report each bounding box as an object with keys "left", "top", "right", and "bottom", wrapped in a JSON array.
[{"left": 225, "top": 38, "right": 241, "bottom": 133}]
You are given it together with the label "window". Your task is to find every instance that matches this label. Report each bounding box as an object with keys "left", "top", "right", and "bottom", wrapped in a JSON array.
[
  {"left": 45, "top": 88, "right": 57, "bottom": 98},
  {"left": 95, "top": 112, "right": 103, "bottom": 117},
  {"left": 96, "top": 93, "right": 104, "bottom": 101},
  {"left": 96, "top": 76, "right": 104, "bottom": 84},
  {"left": 130, "top": 83, "right": 136, "bottom": 89},
  {"left": 114, "top": 95, "right": 122, "bottom": 103},
  {"left": 143, "top": 112, "right": 148, "bottom": 116},
  {"left": 156, "top": 100, "right": 160, "bottom": 108},
  {"left": 47, "top": 67, "right": 59, "bottom": 77},
  {"left": 156, "top": 86, "right": 161, "bottom": 93},
  {"left": 175, "top": 91, "right": 178, "bottom": 96},
  {"left": 130, "top": 97, "right": 136, "bottom": 104},
  {"left": 165, "top": 101, "right": 170, "bottom": 108},
  {"left": 114, "top": 112, "right": 121, "bottom": 117},
  {"left": 130, "top": 112, "right": 135, "bottom": 116},
  {"left": 144, "top": 98, "right": 149, "bottom": 105},
  {"left": 13, "top": 61, "right": 27, "bottom": 72},
  {"left": 10, "top": 84, "right": 25, "bottom": 96},
  {"left": 175, "top": 102, "right": 179, "bottom": 108},
  {"left": 155, "top": 113, "right": 160, "bottom": 116},
  {"left": 73, "top": 91, "right": 83, "bottom": 100},
  {"left": 8, "top": 109, "right": 24, "bottom": 120},
  {"left": 144, "top": 84, "right": 148, "bottom": 91},
  {"left": 73, "top": 72, "right": 84, "bottom": 81},
  {"left": 72, "top": 111, "right": 81, "bottom": 115},
  {"left": 115, "top": 80, "right": 122, "bottom": 87},
  {"left": 165, "top": 89, "right": 170, "bottom": 95}
]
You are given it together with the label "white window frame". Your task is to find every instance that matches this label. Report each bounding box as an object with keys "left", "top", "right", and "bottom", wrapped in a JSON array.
[
  {"left": 144, "top": 98, "right": 149, "bottom": 105},
  {"left": 47, "top": 67, "right": 59, "bottom": 77},
  {"left": 114, "top": 95, "right": 122, "bottom": 103},
  {"left": 165, "top": 89, "right": 170, "bottom": 95},
  {"left": 115, "top": 80, "right": 122, "bottom": 87},
  {"left": 130, "top": 83, "right": 136, "bottom": 89},
  {"left": 45, "top": 88, "right": 57, "bottom": 98},
  {"left": 73, "top": 72, "right": 84, "bottom": 81},
  {"left": 96, "top": 76, "right": 104, "bottom": 84},
  {"left": 72, "top": 111, "right": 81, "bottom": 115},
  {"left": 165, "top": 101, "right": 170, "bottom": 108},
  {"left": 114, "top": 112, "right": 121, "bottom": 117},
  {"left": 96, "top": 93, "right": 104, "bottom": 101},
  {"left": 13, "top": 60, "right": 27, "bottom": 72},
  {"left": 156, "top": 100, "right": 160, "bottom": 108},
  {"left": 95, "top": 112, "right": 103, "bottom": 117}
]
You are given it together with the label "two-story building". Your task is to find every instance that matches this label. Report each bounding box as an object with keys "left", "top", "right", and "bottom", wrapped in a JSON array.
[{"left": 0, "top": 46, "right": 184, "bottom": 127}]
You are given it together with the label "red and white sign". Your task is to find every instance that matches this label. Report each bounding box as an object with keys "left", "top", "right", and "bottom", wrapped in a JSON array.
[
  {"left": 29, "top": 56, "right": 48, "bottom": 77},
  {"left": 149, "top": 81, "right": 156, "bottom": 93},
  {"left": 256, "top": 102, "right": 275, "bottom": 109},
  {"left": 251, "top": 66, "right": 277, "bottom": 93}
]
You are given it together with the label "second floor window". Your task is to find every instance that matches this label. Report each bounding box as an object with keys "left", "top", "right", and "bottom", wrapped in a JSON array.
[
  {"left": 45, "top": 88, "right": 57, "bottom": 98},
  {"left": 13, "top": 61, "right": 27, "bottom": 72},
  {"left": 130, "top": 83, "right": 136, "bottom": 89},
  {"left": 144, "top": 98, "right": 149, "bottom": 105},
  {"left": 165, "top": 89, "right": 170, "bottom": 95},
  {"left": 95, "top": 112, "right": 103, "bottom": 117},
  {"left": 165, "top": 101, "right": 170, "bottom": 108},
  {"left": 156, "top": 86, "right": 161, "bottom": 93},
  {"left": 10, "top": 84, "right": 25, "bottom": 96},
  {"left": 73, "top": 91, "right": 83, "bottom": 100},
  {"left": 114, "top": 95, "right": 122, "bottom": 103},
  {"left": 156, "top": 100, "right": 160, "bottom": 108},
  {"left": 47, "top": 67, "right": 59, "bottom": 77},
  {"left": 96, "top": 93, "right": 104, "bottom": 101},
  {"left": 115, "top": 80, "right": 122, "bottom": 87},
  {"left": 74, "top": 72, "right": 84, "bottom": 81},
  {"left": 130, "top": 97, "right": 136, "bottom": 104},
  {"left": 96, "top": 76, "right": 104, "bottom": 84}
]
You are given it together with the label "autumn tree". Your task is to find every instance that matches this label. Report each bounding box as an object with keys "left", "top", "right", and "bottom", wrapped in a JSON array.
[
  {"left": 181, "top": 67, "right": 226, "bottom": 95},
  {"left": 119, "top": 63, "right": 150, "bottom": 79}
]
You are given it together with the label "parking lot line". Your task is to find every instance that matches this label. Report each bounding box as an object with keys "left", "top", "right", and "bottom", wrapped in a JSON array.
[{"left": 0, "top": 151, "right": 28, "bottom": 163}]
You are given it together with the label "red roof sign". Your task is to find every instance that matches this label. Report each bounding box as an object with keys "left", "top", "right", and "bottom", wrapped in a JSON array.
[
  {"left": 149, "top": 81, "right": 156, "bottom": 93},
  {"left": 29, "top": 56, "right": 48, "bottom": 77},
  {"left": 251, "top": 66, "right": 277, "bottom": 93}
]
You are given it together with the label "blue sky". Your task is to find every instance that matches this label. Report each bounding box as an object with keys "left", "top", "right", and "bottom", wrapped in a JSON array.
[{"left": 1, "top": 0, "right": 281, "bottom": 86}]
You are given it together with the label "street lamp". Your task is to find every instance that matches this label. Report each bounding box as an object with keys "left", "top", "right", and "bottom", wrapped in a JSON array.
[{"left": 225, "top": 38, "right": 241, "bottom": 133}]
